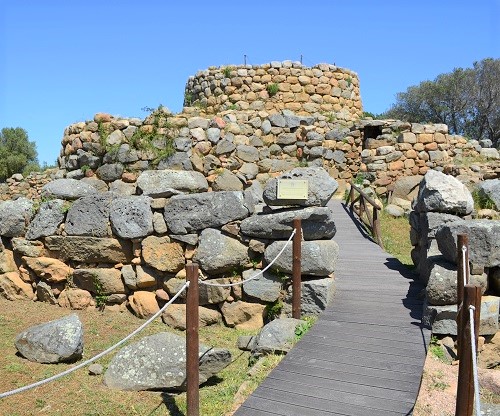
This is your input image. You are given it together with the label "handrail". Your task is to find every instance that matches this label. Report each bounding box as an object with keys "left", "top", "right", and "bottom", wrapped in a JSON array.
[{"left": 346, "top": 181, "right": 384, "bottom": 249}]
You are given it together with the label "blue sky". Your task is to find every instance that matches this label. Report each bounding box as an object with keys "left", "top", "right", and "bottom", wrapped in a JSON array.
[{"left": 1, "top": 0, "right": 499, "bottom": 166}]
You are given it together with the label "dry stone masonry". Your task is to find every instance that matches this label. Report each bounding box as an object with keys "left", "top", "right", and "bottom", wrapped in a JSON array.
[{"left": 410, "top": 171, "right": 500, "bottom": 336}]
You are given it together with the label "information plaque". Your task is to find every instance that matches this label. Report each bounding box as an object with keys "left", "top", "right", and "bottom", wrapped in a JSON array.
[{"left": 277, "top": 179, "right": 308, "bottom": 200}]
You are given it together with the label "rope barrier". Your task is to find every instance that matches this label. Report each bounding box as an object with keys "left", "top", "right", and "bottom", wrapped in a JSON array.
[
  {"left": 469, "top": 305, "right": 481, "bottom": 416},
  {"left": 461, "top": 245, "right": 469, "bottom": 287},
  {"left": 0, "top": 281, "right": 190, "bottom": 400},
  {"left": 198, "top": 229, "right": 296, "bottom": 288}
]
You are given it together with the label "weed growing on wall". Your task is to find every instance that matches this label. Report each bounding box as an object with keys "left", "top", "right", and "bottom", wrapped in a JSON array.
[
  {"left": 267, "top": 83, "right": 279, "bottom": 97},
  {"left": 129, "top": 105, "right": 176, "bottom": 166}
]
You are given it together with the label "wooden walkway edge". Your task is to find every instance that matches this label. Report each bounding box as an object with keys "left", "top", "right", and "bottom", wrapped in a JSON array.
[{"left": 235, "top": 199, "right": 431, "bottom": 416}]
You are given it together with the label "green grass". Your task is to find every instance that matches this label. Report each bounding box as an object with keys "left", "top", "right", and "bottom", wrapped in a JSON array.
[{"left": 380, "top": 209, "right": 414, "bottom": 267}]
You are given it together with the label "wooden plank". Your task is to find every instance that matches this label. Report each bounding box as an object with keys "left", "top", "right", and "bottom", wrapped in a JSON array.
[
  {"left": 256, "top": 380, "right": 414, "bottom": 413},
  {"left": 267, "top": 369, "right": 417, "bottom": 403},
  {"left": 278, "top": 359, "right": 422, "bottom": 390}
]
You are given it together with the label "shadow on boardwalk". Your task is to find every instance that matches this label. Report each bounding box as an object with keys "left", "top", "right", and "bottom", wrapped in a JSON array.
[{"left": 235, "top": 199, "right": 431, "bottom": 416}]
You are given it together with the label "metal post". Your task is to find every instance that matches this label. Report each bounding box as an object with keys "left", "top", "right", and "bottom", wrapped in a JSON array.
[
  {"left": 457, "top": 234, "right": 469, "bottom": 354},
  {"left": 186, "top": 264, "right": 199, "bottom": 416},
  {"left": 455, "top": 284, "right": 481, "bottom": 416},
  {"left": 300, "top": 54, "right": 303, "bottom": 64},
  {"left": 244, "top": 54, "right": 247, "bottom": 66},
  {"left": 292, "top": 219, "right": 302, "bottom": 319}
]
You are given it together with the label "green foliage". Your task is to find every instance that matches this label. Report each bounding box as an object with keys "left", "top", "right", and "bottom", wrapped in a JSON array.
[
  {"left": 96, "top": 121, "right": 111, "bottom": 151},
  {"left": 382, "top": 58, "right": 500, "bottom": 146},
  {"left": 267, "top": 83, "right": 279, "bottom": 97},
  {"left": 227, "top": 103, "right": 238, "bottom": 110},
  {"left": 265, "top": 299, "right": 283, "bottom": 321},
  {"left": 472, "top": 189, "right": 496, "bottom": 210},
  {"left": 0, "top": 127, "right": 39, "bottom": 181},
  {"left": 80, "top": 164, "right": 91, "bottom": 174},
  {"left": 184, "top": 92, "right": 193, "bottom": 106},
  {"left": 346, "top": 76, "right": 352, "bottom": 87},
  {"left": 92, "top": 274, "right": 108, "bottom": 309},
  {"left": 429, "top": 336, "right": 448, "bottom": 362},
  {"left": 222, "top": 66, "right": 233, "bottom": 78},
  {"left": 129, "top": 105, "right": 176, "bottom": 166},
  {"left": 294, "top": 316, "right": 315, "bottom": 341}
]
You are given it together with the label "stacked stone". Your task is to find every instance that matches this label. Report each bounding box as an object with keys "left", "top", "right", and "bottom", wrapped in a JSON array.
[
  {"left": 358, "top": 120, "right": 479, "bottom": 194},
  {"left": 0, "top": 166, "right": 338, "bottom": 330},
  {"left": 240, "top": 166, "right": 339, "bottom": 318},
  {"left": 409, "top": 170, "right": 499, "bottom": 335},
  {"left": 184, "top": 61, "right": 362, "bottom": 120},
  {"left": 0, "top": 171, "right": 58, "bottom": 202}
]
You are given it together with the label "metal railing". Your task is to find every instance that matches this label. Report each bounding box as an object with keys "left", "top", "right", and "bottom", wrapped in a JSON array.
[{"left": 345, "top": 182, "right": 384, "bottom": 248}]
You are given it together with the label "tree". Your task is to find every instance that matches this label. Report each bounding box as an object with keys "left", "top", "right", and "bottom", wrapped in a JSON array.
[
  {"left": 0, "top": 127, "right": 39, "bottom": 182},
  {"left": 383, "top": 58, "right": 500, "bottom": 146}
]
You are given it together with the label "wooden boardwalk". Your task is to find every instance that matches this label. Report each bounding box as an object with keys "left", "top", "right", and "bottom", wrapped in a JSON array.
[{"left": 235, "top": 199, "right": 431, "bottom": 416}]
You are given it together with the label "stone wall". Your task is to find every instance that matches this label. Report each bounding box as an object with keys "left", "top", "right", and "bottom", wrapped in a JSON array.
[
  {"left": 409, "top": 170, "right": 500, "bottom": 336},
  {"left": 183, "top": 61, "right": 363, "bottom": 121},
  {"left": 0, "top": 167, "right": 338, "bottom": 330}
]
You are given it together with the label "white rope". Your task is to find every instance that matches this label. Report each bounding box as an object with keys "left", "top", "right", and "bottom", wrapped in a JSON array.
[
  {"left": 0, "top": 282, "right": 190, "bottom": 399},
  {"left": 462, "top": 245, "right": 469, "bottom": 287},
  {"left": 469, "top": 305, "right": 481, "bottom": 416},
  {"left": 199, "top": 229, "right": 297, "bottom": 288}
]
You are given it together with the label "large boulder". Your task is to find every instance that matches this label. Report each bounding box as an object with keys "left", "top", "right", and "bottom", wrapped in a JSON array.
[
  {"left": 110, "top": 196, "right": 153, "bottom": 239},
  {"left": 0, "top": 272, "right": 34, "bottom": 300},
  {"left": 391, "top": 175, "right": 423, "bottom": 202},
  {"left": 164, "top": 191, "right": 253, "bottom": 234},
  {"left": 0, "top": 198, "right": 33, "bottom": 237},
  {"left": 251, "top": 318, "right": 303, "bottom": 356},
  {"left": 136, "top": 170, "right": 208, "bottom": 197},
  {"left": 425, "top": 258, "right": 487, "bottom": 305},
  {"left": 65, "top": 193, "right": 114, "bottom": 237},
  {"left": 141, "top": 236, "right": 184, "bottom": 273},
  {"left": 72, "top": 268, "right": 126, "bottom": 295},
  {"left": 15, "top": 314, "right": 83, "bottom": 363},
  {"left": 284, "top": 278, "right": 336, "bottom": 316},
  {"left": 193, "top": 228, "right": 249, "bottom": 274},
  {"left": 476, "top": 179, "right": 500, "bottom": 211},
  {"left": 44, "top": 236, "right": 133, "bottom": 263},
  {"left": 242, "top": 269, "right": 282, "bottom": 303},
  {"left": 220, "top": 301, "right": 265, "bottom": 330},
  {"left": 240, "top": 207, "right": 336, "bottom": 240},
  {"left": 23, "top": 257, "right": 72, "bottom": 283},
  {"left": 263, "top": 167, "right": 338, "bottom": 207},
  {"left": 26, "top": 199, "right": 66, "bottom": 240},
  {"left": 11, "top": 238, "right": 44, "bottom": 257},
  {"left": 41, "top": 179, "right": 97, "bottom": 200},
  {"left": 413, "top": 170, "right": 474, "bottom": 215},
  {"left": 264, "top": 240, "right": 339, "bottom": 276},
  {"left": 128, "top": 291, "right": 159, "bottom": 319},
  {"left": 161, "top": 304, "right": 221, "bottom": 330},
  {"left": 436, "top": 220, "right": 500, "bottom": 270},
  {"left": 103, "top": 332, "right": 231, "bottom": 391},
  {"left": 211, "top": 168, "right": 244, "bottom": 191}
]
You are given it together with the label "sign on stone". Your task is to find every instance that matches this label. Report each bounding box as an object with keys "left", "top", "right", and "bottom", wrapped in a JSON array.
[{"left": 277, "top": 179, "right": 308, "bottom": 200}]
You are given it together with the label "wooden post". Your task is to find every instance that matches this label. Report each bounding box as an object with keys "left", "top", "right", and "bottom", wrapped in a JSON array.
[
  {"left": 292, "top": 219, "right": 302, "bottom": 319},
  {"left": 455, "top": 284, "right": 481, "bottom": 416},
  {"left": 372, "top": 207, "right": 384, "bottom": 249},
  {"left": 456, "top": 234, "right": 469, "bottom": 355},
  {"left": 186, "top": 264, "right": 199, "bottom": 416}
]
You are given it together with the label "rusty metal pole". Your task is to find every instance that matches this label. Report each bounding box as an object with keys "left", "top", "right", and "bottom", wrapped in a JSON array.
[
  {"left": 456, "top": 234, "right": 469, "bottom": 355},
  {"left": 186, "top": 264, "right": 199, "bottom": 416},
  {"left": 292, "top": 219, "right": 302, "bottom": 319},
  {"left": 455, "top": 284, "right": 481, "bottom": 416}
]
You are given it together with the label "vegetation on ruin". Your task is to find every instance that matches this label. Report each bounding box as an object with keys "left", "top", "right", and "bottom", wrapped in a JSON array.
[{"left": 0, "top": 127, "right": 39, "bottom": 182}]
